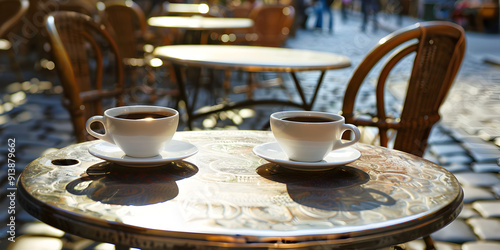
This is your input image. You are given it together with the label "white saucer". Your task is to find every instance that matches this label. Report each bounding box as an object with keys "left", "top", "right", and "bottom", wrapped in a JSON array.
[
  {"left": 252, "top": 142, "right": 361, "bottom": 171},
  {"left": 89, "top": 140, "right": 198, "bottom": 167}
]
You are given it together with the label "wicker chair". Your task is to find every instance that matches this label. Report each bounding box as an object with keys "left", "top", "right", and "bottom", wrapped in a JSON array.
[
  {"left": 26, "top": 0, "right": 100, "bottom": 72},
  {"left": 219, "top": 5, "right": 296, "bottom": 98},
  {"left": 342, "top": 21, "right": 466, "bottom": 158},
  {"left": 47, "top": 0, "right": 99, "bottom": 17},
  {"left": 248, "top": 5, "right": 295, "bottom": 47},
  {"left": 100, "top": 0, "right": 164, "bottom": 102},
  {"left": 0, "top": 0, "right": 29, "bottom": 82},
  {"left": 45, "top": 11, "right": 125, "bottom": 142},
  {"left": 100, "top": 0, "right": 148, "bottom": 62}
]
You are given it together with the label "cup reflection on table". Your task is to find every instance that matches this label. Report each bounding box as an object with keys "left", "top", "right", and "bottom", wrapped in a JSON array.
[
  {"left": 270, "top": 111, "right": 361, "bottom": 162},
  {"left": 86, "top": 105, "right": 179, "bottom": 158}
]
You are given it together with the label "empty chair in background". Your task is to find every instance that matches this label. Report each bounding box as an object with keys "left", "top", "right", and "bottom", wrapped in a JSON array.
[
  {"left": 229, "top": 5, "right": 297, "bottom": 97},
  {"left": 100, "top": 0, "right": 149, "bottom": 61},
  {"left": 212, "top": 4, "right": 295, "bottom": 46},
  {"left": 28, "top": 0, "right": 101, "bottom": 78},
  {"left": 45, "top": 11, "right": 125, "bottom": 142},
  {"left": 100, "top": 0, "right": 166, "bottom": 102},
  {"left": 248, "top": 4, "right": 295, "bottom": 47}
]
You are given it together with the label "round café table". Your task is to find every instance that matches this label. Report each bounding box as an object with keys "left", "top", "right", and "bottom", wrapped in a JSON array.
[
  {"left": 18, "top": 130, "right": 463, "bottom": 249},
  {"left": 161, "top": 3, "right": 210, "bottom": 16},
  {"left": 148, "top": 16, "right": 253, "bottom": 44},
  {"left": 153, "top": 45, "right": 352, "bottom": 129},
  {"left": 148, "top": 16, "right": 253, "bottom": 30}
]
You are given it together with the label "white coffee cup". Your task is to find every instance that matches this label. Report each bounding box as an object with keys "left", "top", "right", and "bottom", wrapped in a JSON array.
[
  {"left": 270, "top": 111, "right": 361, "bottom": 162},
  {"left": 86, "top": 105, "right": 179, "bottom": 158}
]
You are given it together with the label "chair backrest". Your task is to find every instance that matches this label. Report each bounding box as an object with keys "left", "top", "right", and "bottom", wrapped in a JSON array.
[
  {"left": 45, "top": 11, "right": 124, "bottom": 142},
  {"left": 50, "top": 0, "right": 99, "bottom": 17},
  {"left": 341, "top": 21, "right": 466, "bottom": 157},
  {"left": 248, "top": 5, "right": 295, "bottom": 47},
  {"left": 100, "top": 0, "right": 147, "bottom": 59},
  {"left": 0, "top": 0, "right": 29, "bottom": 38},
  {"left": 231, "top": 5, "right": 253, "bottom": 18}
]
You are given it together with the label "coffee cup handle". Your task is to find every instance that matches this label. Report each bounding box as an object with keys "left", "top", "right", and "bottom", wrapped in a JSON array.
[
  {"left": 334, "top": 124, "right": 361, "bottom": 150},
  {"left": 86, "top": 116, "right": 114, "bottom": 144}
]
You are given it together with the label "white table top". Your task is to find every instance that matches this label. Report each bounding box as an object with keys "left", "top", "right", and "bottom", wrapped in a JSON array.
[
  {"left": 163, "top": 3, "right": 210, "bottom": 15},
  {"left": 153, "top": 45, "right": 351, "bottom": 72},
  {"left": 148, "top": 16, "right": 254, "bottom": 30}
]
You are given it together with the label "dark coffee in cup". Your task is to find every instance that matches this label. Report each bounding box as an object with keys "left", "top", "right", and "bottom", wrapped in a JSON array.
[
  {"left": 271, "top": 111, "right": 361, "bottom": 162},
  {"left": 283, "top": 116, "right": 336, "bottom": 123},
  {"left": 86, "top": 105, "right": 179, "bottom": 158},
  {"left": 115, "top": 111, "right": 175, "bottom": 120}
]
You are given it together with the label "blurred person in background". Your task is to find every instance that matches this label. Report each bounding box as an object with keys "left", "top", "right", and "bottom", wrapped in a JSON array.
[
  {"left": 361, "top": 0, "right": 380, "bottom": 32},
  {"left": 314, "top": 0, "right": 334, "bottom": 33}
]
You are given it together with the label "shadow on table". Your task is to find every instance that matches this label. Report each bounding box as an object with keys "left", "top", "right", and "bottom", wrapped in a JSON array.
[
  {"left": 257, "top": 164, "right": 395, "bottom": 211},
  {"left": 66, "top": 161, "right": 198, "bottom": 205}
]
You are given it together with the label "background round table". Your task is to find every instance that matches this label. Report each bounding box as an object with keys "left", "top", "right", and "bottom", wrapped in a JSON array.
[
  {"left": 153, "top": 45, "right": 352, "bottom": 129},
  {"left": 148, "top": 16, "right": 254, "bottom": 30},
  {"left": 148, "top": 16, "right": 253, "bottom": 44},
  {"left": 153, "top": 45, "right": 351, "bottom": 72},
  {"left": 18, "top": 130, "right": 463, "bottom": 249}
]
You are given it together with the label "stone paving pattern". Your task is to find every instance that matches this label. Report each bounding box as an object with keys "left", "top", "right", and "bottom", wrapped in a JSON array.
[{"left": 1, "top": 9, "right": 499, "bottom": 250}]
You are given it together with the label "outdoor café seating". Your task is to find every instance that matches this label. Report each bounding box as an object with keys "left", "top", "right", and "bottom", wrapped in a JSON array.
[
  {"left": 244, "top": 4, "right": 296, "bottom": 93},
  {"left": 341, "top": 21, "right": 466, "bottom": 159},
  {"left": 3, "top": 0, "right": 500, "bottom": 249},
  {"left": 100, "top": 0, "right": 149, "bottom": 71},
  {"left": 211, "top": 4, "right": 295, "bottom": 47},
  {"left": 208, "top": 4, "right": 296, "bottom": 99},
  {"left": 100, "top": 0, "right": 164, "bottom": 102},
  {"left": 45, "top": 11, "right": 125, "bottom": 142}
]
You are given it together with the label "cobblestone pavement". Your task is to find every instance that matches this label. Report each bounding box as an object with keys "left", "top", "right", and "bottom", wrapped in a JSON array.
[{"left": 1, "top": 9, "right": 499, "bottom": 250}]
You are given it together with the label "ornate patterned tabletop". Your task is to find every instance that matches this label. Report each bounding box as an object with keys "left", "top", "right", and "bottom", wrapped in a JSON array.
[{"left": 18, "top": 130, "right": 463, "bottom": 249}]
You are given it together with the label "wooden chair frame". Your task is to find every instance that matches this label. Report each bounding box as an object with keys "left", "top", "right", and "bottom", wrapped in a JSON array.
[
  {"left": 100, "top": 0, "right": 168, "bottom": 102},
  {"left": 100, "top": 0, "right": 148, "bottom": 59},
  {"left": 342, "top": 21, "right": 466, "bottom": 157},
  {"left": 0, "top": 0, "right": 29, "bottom": 37},
  {"left": 45, "top": 11, "right": 124, "bottom": 142}
]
